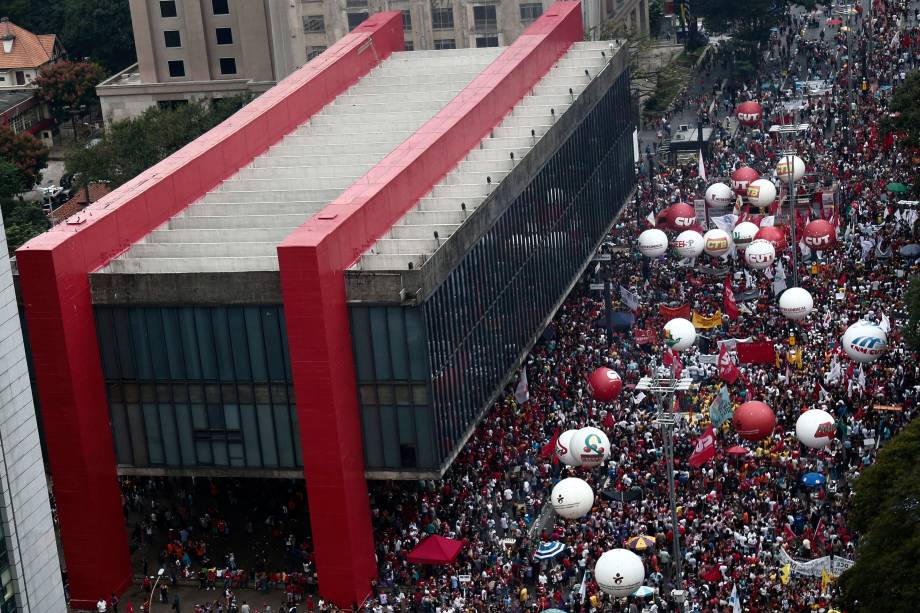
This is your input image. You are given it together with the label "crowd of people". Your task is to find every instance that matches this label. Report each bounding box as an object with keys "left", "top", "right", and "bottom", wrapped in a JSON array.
[
  {"left": 108, "top": 1, "right": 920, "bottom": 611},
  {"left": 364, "top": 1, "right": 920, "bottom": 611}
]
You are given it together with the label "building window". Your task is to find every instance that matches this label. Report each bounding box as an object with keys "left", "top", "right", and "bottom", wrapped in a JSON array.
[
  {"left": 164, "top": 30, "right": 181, "bottom": 48},
  {"left": 347, "top": 12, "right": 368, "bottom": 31},
  {"left": 160, "top": 0, "right": 177, "bottom": 18},
  {"left": 431, "top": 5, "right": 454, "bottom": 30},
  {"left": 157, "top": 99, "right": 189, "bottom": 110},
  {"left": 473, "top": 5, "right": 497, "bottom": 31},
  {"left": 212, "top": 0, "right": 230, "bottom": 15},
  {"left": 219, "top": 57, "right": 237, "bottom": 74},
  {"left": 520, "top": 2, "right": 543, "bottom": 23},
  {"left": 345, "top": 0, "right": 368, "bottom": 7},
  {"left": 433, "top": 39, "right": 456, "bottom": 49},
  {"left": 302, "top": 15, "right": 325, "bottom": 34},
  {"left": 404, "top": 40, "right": 414, "bottom": 51},
  {"left": 215, "top": 27, "right": 233, "bottom": 44},
  {"left": 476, "top": 36, "right": 499, "bottom": 47},
  {"left": 307, "top": 46, "right": 326, "bottom": 60},
  {"left": 401, "top": 10, "right": 412, "bottom": 31},
  {"left": 14, "top": 71, "right": 25, "bottom": 85},
  {"left": 167, "top": 60, "right": 185, "bottom": 77}
]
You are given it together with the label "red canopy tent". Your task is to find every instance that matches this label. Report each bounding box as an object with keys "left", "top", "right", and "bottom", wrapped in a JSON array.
[{"left": 406, "top": 535, "right": 464, "bottom": 565}]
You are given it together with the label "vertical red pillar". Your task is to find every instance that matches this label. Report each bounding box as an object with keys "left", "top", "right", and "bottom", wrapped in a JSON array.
[
  {"left": 278, "top": 238, "right": 377, "bottom": 607},
  {"left": 17, "top": 237, "right": 132, "bottom": 610}
]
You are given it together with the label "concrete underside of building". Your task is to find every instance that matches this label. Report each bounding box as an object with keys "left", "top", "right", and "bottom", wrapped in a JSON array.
[{"left": 17, "top": 2, "right": 636, "bottom": 608}]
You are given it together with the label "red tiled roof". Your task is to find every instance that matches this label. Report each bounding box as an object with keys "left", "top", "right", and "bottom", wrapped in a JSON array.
[
  {"left": 0, "top": 19, "right": 56, "bottom": 70},
  {"left": 53, "top": 183, "right": 110, "bottom": 222}
]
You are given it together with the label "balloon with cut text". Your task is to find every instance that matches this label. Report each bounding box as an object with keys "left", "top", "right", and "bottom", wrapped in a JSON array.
[
  {"left": 744, "top": 239, "right": 776, "bottom": 270},
  {"left": 736, "top": 100, "right": 763, "bottom": 126},
  {"left": 638, "top": 229, "right": 669, "bottom": 257},
  {"left": 731, "top": 166, "right": 760, "bottom": 194},
  {"left": 733, "top": 401, "right": 776, "bottom": 441},
  {"left": 587, "top": 367, "right": 623, "bottom": 401},
  {"left": 841, "top": 322, "right": 888, "bottom": 364},
  {"left": 796, "top": 409, "right": 836, "bottom": 449},
  {"left": 666, "top": 202, "right": 697, "bottom": 231},
  {"left": 803, "top": 219, "right": 837, "bottom": 250},
  {"left": 755, "top": 225, "right": 788, "bottom": 252}
]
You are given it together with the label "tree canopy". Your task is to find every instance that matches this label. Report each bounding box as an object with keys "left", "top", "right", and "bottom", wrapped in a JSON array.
[
  {"left": 883, "top": 71, "right": 920, "bottom": 150},
  {"left": 34, "top": 60, "right": 106, "bottom": 123},
  {"left": 65, "top": 96, "right": 251, "bottom": 190},
  {"left": 905, "top": 276, "right": 920, "bottom": 353},
  {"left": 0, "top": 126, "right": 48, "bottom": 189},
  {"left": 838, "top": 416, "right": 920, "bottom": 611},
  {"left": 0, "top": 0, "right": 136, "bottom": 73},
  {"left": 0, "top": 160, "right": 49, "bottom": 255}
]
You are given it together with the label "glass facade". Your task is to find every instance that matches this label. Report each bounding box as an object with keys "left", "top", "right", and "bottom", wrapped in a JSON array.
[
  {"left": 422, "top": 70, "right": 636, "bottom": 465},
  {"left": 350, "top": 306, "right": 435, "bottom": 471},
  {"left": 0, "top": 520, "right": 16, "bottom": 612},
  {"left": 95, "top": 306, "right": 302, "bottom": 470}
]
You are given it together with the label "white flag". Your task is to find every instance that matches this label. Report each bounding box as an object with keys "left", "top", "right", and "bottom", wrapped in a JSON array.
[
  {"left": 619, "top": 285, "right": 640, "bottom": 311},
  {"left": 579, "top": 570, "right": 589, "bottom": 603},
  {"left": 730, "top": 583, "right": 742, "bottom": 613},
  {"left": 514, "top": 368, "right": 529, "bottom": 404},
  {"left": 880, "top": 314, "right": 891, "bottom": 334},
  {"left": 857, "top": 364, "right": 866, "bottom": 391},
  {"left": 760, "top": 215, "right": 775, "bottom": 227},
  {"left": 712, "top": 213, "right": 738, "bottom": 233},
  {"left": 633, "top": 391, "right": 647, "bottom": 405},
  {"left": 646, "top": 211, "right": 656, "bottom": 226},
  {"left": 698, "top": 149, "right": 707, "bottom": 182}
]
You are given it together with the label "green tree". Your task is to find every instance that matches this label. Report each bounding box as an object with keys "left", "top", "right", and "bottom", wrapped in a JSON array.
[
  {"left": 0, "top": 160, "right": 49, "bottom": 255},
  {"left": 66, "top": 95, "right": 251, "bottom": 190},
  {"left": 34, "top": 60, "right": 106, "bottom": 136},
  {"left": 905, "top": 276, "right": 920, "bottom": 352},
  {"left": 838, "top": 417, "right": 920, "bottom": 612},
  {"left": 883, "top": 71, "right": 920, "bottom": 149},
  {"left": 0, "top": 0, "right": 135, "bottom": 73},
  {"left": 0, "top": 127, "right": 49, "bottom": 188},
  {"left": 0, "top": 160, "right": 23, "bottom": 199}
]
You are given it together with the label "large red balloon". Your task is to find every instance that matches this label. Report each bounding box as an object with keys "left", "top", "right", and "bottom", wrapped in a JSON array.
[
  {"left": 755, "top": 226, "right": 787, "bottom": 252},
  {"left": 587, "top": 368, "right": 622, "bottom": 402},
  {"left": 667, "top": 203, "right": 697, "bottom": 231},
  {"left": 733, "top": 401, "right": 776, "bottom": 441},
  {"left": 731, "top": 167, "right": 760, "bottom": 194},
  {"left": 803, "top": 219, "right": 837, "bottom": 250},
  {"left": 736, "top": 101, "right": 763, "bottom": 127}
]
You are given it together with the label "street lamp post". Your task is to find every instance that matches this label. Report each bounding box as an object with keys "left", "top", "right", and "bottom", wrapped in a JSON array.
[
  {"left": 636, "top": 370, "right": 693, "bottom": 594},
  {"left": 146, "top": 568, "right": 165, "bottom": 612}
]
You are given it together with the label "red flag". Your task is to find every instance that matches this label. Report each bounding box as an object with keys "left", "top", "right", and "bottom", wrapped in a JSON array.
[
  {"left": 736, "top": 341, "right": 776, "bottom": 364},
  {"left": 784, "top": 524, "right": 797, "bottom": 542},
  {"left": 718, "top": 345, "right": 740, "bottom": 384},
  {"left": 723, "top": 275, "right": 739, "bottom": 320},
  {"left": 541, "top": 428, "right": 561, "bottom": 459},
  {"left": 701, "top": 567, "right": 722, "bottom": 583},
  {"left": 689, "top": 425, "right": 716, "bottom": 468},
  {"left": 659, "top": 304, "right": 692, "bottom": 320},
  {"left": 663, "top": 348, "right": 683, "bottom": 379},
  {"left": 815, "top": 518, "right": 826, "bottom": 547}
]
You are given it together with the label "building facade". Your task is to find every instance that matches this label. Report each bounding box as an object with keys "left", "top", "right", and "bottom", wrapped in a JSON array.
[
  {"left": 0, "top": 212, "right": 66, "bottom": 612},
  {"left": 98, "top": 0, "right": 646, "bottom": 122},
  {"left": 0, "top": 17, "right": 62, "bottom": 89},
  {"left": 19, "top": 4, "right": 635, "bottom": 608}
]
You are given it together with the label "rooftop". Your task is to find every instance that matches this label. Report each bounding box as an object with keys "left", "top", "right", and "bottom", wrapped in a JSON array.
[
  {"left": 99, "top": 42, "right": 615, "bottom": 276},
  {"left": 0, "top": 18, "right": 57, "bottom": 70},
  {"left": 0, "top": 88, "right": 33, "bottom": 114}
]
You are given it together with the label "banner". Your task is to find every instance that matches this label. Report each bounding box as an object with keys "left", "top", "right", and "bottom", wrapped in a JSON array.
[
  {"left": 659, "top": 304, "right": 692, "bottom": 320},
  {"left": 718, "top": 345, "right": 740, "bottom": 384},
  {"left": 723, "top": 276, "right": 739, "bottom": 319},
  {"left": 689, "top": 425, "right": 716, "bottom": 468},
  {"left": 717, "top": 337, "right": 753, "bottom": 351},
  {"left": 777, "top": 548, "right": 855, "bottom": 578},
  {"left": 699, "top": 264, "right": 730, "bottom": 276},
  {"left": 709, "top": 385, "right": 734, "bottom": 427},
  {"left": 634, "top": 329, "right": 657, "bottom": 345},
  {"left": 692, "top": 310, "right": 723, "bottom": 329},
  {"left": 737, "top": 341, "right": 776, "bottom": 364},
  {"left": 619, "top": 285, "right": 640, "bottom": 311},
  {"left": 514, "top": 368, "right": 529, "bottom": 404},
  {"left": 873, "top": 404, "right": 903, "bottom": 411}
]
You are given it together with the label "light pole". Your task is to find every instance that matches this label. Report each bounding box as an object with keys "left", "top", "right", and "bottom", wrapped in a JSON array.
[
  {"left": 635, "top": 369, "right": 692, "bottom": 595},
  {"left": 146, "top": 568, "right": 165, "bottom": 612},
  {"left": 784, "top": 148, "right": 800, "bottom": 287}
]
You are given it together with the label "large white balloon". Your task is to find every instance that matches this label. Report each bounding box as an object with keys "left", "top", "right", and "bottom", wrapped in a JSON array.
[
  {"left": 638, "top": 229, "right": 668, "bottom": 258},
  {"left": 555, "top": 429, "right": 582, "bottom": 466},
  {"left": 744, "top": 239, "right": 775, "bottom": 270},
  {"left": 673, "top": 230, "right": 704, "bottom": 258},
  {"left": 776, "top": 155, "right": 806, "bottom": 183},
  {"left": 747, "top": 178, "right": 777, "bottom": 208},
  {"left": 595, "top": 549, "right": 646, "bottom": 598},
  {"left": 796, "top": 409, "right": 836, "bottom": 449},
  {"left": 841, "top": 322, "right": 888, "bottom": 363},
  {"left": 663, "top": 317, "right": 696, "bottom": 352},
  {"left": 550, "top": 477, "right": 594, "bottom": 519},
  {"left": 703, "top": 229, "right": 733, "bottom": 257},
  {"left": 732, "top": 221, "right": 759, "bottom": 251},
  {"left": 574, "top": 427, "right": 611, "bottom": 468},
  {"left": 705, "top": 182, "right": 735, "bottom": 208},
  {"left": 779, "top": 287, "right": 813, "bottom": 321}
]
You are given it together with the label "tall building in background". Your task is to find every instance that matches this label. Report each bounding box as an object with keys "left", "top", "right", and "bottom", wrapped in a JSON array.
[
  {"left": 98, "top": 0, "right": 646, "bottom": 122},
  {"left": 0, "top": 213, "right": 66, "bottom": 612}
]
